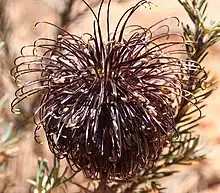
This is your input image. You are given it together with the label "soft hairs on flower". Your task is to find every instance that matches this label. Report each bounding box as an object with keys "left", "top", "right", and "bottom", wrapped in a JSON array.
[{"left": 11, "top": 0, "right": 206, "bottom": 182}]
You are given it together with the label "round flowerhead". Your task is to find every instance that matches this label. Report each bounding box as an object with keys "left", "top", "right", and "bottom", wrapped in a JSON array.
[{"left": 11, "top": 0, "right": 205, "bottom": 182}]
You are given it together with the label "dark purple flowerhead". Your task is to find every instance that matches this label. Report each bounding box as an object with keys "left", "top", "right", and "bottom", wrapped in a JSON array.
[{"left": 11, "top": 0, "right": 205, "bottom": 182}]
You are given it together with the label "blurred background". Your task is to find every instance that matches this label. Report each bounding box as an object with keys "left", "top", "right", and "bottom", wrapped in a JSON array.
[{"left": 0, "top": 0, "right": 220, "bottom": 192}]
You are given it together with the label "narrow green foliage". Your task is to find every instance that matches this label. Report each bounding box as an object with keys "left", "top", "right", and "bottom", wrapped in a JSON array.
[
  {"left": 27, "top": 156, "right": 76, "bottom": 193},
  {"left": 178, "top": 0, "right": 220, "bottom": 62}
]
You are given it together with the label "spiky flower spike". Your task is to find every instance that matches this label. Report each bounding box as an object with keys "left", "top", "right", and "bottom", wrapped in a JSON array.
[{"left": 11, "top": 0, "right": 205, "bottom": 182}]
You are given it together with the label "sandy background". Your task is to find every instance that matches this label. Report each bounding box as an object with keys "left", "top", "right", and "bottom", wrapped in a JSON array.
[{"left": 0, "top": 0, "right": 220, "bottom": 192}]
